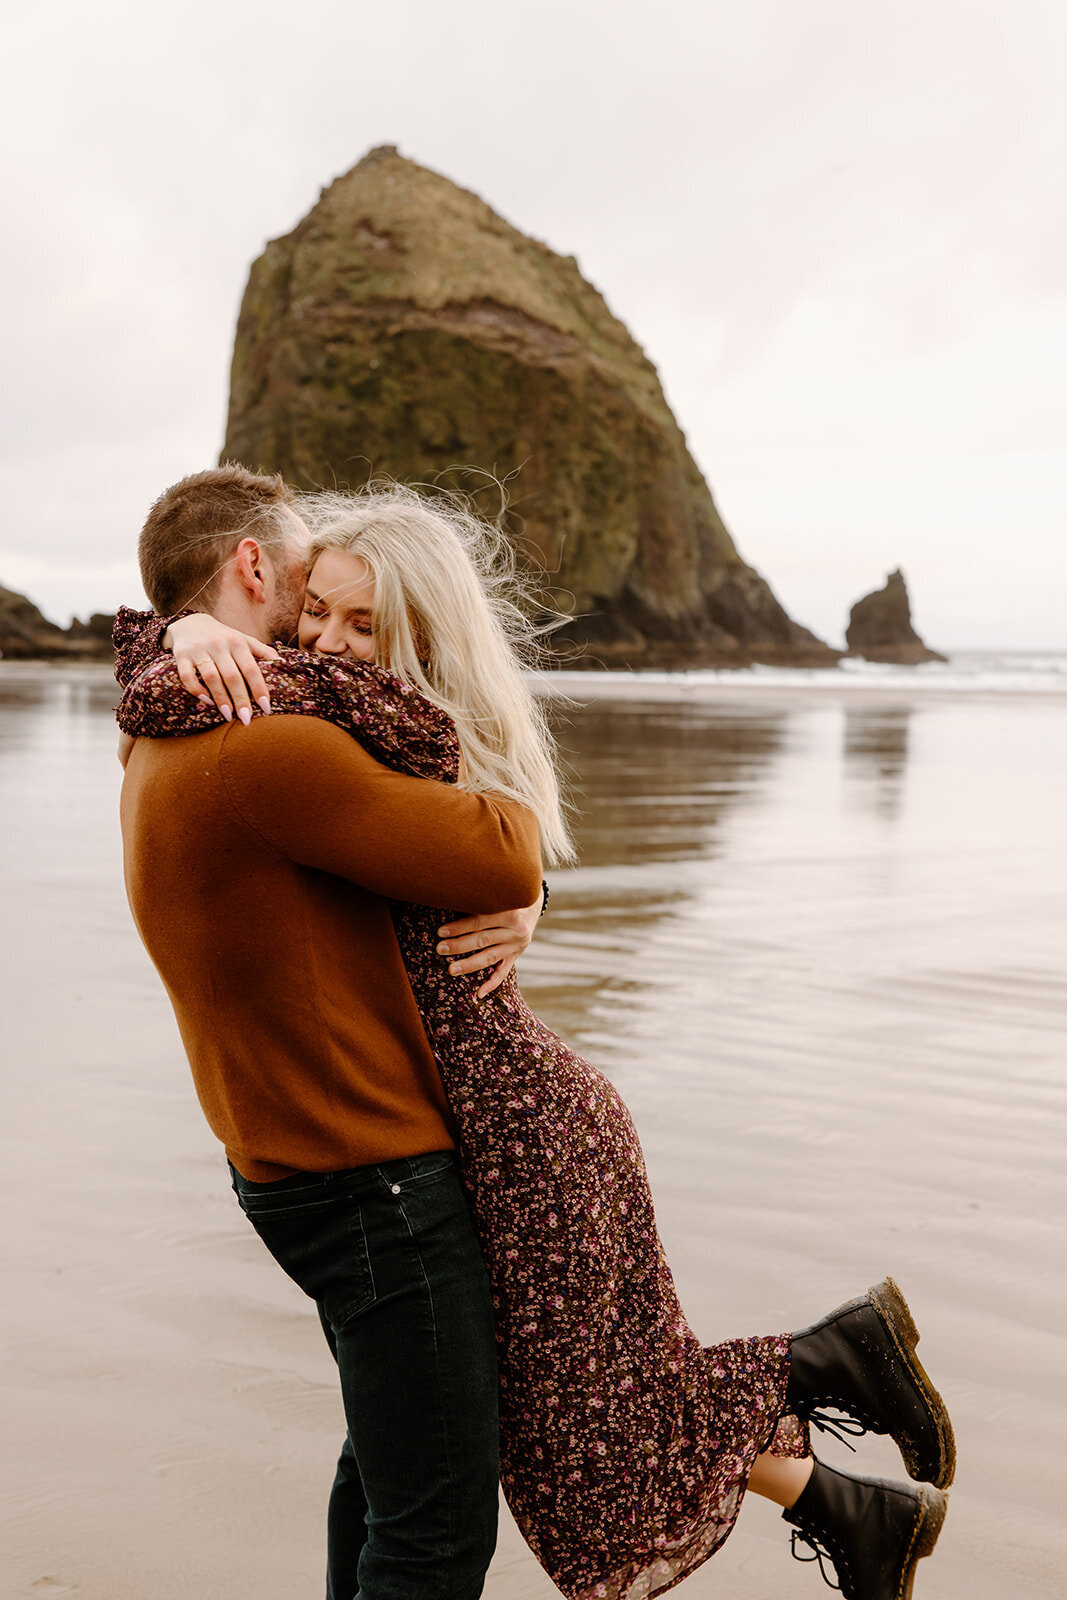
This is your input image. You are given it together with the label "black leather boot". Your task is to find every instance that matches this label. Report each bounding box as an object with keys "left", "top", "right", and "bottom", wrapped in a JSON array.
[
  {"left": 786, "top": 1276, "right": 955, "bottom": 1488},
  {"left": 783, "top": 1457, "right": 947, "bottom": 1599}
]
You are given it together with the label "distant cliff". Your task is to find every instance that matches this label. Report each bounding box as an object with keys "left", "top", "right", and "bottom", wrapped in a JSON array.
[
  {"left": 0, "top": 583, "right": 114, "bottom": 660},
  {"left": 222, "top": 146, "right": 838, "bottom": 670},
  {"left": 846, "top": 570, "right": 946, "bottom": 665}
]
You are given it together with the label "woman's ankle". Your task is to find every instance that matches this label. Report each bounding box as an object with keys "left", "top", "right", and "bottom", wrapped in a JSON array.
[{"left": 747, "top": 1451, "right": 815, "bottom": 1509}]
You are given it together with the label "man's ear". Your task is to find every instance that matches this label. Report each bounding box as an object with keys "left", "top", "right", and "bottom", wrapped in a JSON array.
[{"left": 232, "top": 538, "right": 266, "bottom": 601}]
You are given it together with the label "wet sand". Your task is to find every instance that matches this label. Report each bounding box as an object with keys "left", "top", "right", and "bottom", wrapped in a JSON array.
[{"left": 2, "top": 664, "right": 1065, "bottom": 1598}]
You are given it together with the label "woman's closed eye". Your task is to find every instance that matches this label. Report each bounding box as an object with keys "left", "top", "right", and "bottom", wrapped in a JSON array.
[{"left": 303, "top": 603, "right": 371, "bottom": 635}]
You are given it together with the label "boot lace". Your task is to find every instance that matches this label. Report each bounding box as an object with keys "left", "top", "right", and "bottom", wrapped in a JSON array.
[
  {"left": 804, "top": 1408, "right": 868, "bottom": 1453},
  {"left": 790, "top": 1528, "right": 843, "bottom": 1591}
]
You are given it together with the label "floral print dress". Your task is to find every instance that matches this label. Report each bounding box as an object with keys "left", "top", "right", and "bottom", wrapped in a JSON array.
[{"left": 114, "top": 610, "right": 808, "bottom": 1600}]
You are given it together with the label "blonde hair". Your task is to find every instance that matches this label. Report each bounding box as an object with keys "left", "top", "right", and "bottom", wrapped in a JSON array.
[{"left": 298, "top": 484, "right": 574, "bottom": 867}]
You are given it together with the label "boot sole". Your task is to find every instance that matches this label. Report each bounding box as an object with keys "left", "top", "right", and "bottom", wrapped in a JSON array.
[
  {"left": 869, "top": 1276, "right": 957, "bottom": 1490},
  {"left": 902, "top": 1482, "right": 948, "bottom": 1599}
]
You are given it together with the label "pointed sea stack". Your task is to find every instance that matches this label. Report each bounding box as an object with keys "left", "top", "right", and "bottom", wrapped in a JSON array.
[
  {"left": 222, "top": 146, "right": 838, "bottom": 670},
  {"left": 845, "top": 570, "right": 946, "bottom": 665}
]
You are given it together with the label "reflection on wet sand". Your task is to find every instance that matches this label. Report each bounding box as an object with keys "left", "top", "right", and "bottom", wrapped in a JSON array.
[
  {"left": 533, "top": 699, "right": 788, "bottom": 1037},
  {"left": 0, "top": 664, "right": 120, "bottom": 757},
  {"left": 842, "top": 703, "right": 912, "bottom": 822},
  {"left": 553, "top": 700, "right": 788, "bottom": 868}
]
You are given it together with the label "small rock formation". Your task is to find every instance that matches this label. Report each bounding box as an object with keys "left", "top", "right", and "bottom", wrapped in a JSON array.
[
  {"left": 845, "top": 570, "right": 946, "bottom": 665},
  {"left": 0, "top": 583, "right": 115, "bottom": 660},
  {"left": 65, "top": 612, "right": 119, "bottom": 651},
  {"left": 222, "top": 146, "right": 839, "bottom": 670}
]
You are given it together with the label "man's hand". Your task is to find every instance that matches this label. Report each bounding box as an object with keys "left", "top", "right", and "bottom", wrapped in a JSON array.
[
  {"left": 163, "top": 613, "right": 280, "bottom": 723},
  {"left": 436, "top": 887, "right": 545, "bottom": 1000}
]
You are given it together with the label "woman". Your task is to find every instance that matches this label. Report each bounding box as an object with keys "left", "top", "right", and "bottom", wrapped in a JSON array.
[{"left": 115, "top": 485, "right": 954, "bottom": 1600}]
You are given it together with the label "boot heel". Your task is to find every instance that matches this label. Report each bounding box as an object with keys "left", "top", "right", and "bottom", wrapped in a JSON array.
[
  {"left": 914, "top": 1484, "right": 948, "bottom": 1559},
  {"left": 902, "top": 1486, "right": 949, "bottom": 1598},
  {"left": 871, "top": 1275, "right": 920, "bottom": 1351}
]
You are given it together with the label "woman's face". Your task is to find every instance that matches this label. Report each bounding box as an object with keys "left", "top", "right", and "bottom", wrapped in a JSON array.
[{"left": 298, "top": 549, "right": 380, "bottom": 662}]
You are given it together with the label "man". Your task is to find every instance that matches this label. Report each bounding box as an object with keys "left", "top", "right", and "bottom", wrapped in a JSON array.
[{"left": 119, "top": 464, "right": 544, "bottom": 1600}]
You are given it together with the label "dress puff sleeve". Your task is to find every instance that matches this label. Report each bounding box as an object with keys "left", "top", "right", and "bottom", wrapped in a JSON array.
[{"left": 113, "top": 606, "right": 192, "bottom": 688}]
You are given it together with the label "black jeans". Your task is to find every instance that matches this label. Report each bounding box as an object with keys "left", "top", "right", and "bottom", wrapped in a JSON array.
[{"left": 230, "top": 1151, "right": 499, "bottom": 1600}]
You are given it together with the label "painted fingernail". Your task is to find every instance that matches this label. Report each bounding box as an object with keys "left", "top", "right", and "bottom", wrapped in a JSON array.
[
  {"left": 438, "top": 927, "right": 450, "bottom": 937},
  {"left": 238, "top": 707, "right": 252, "bottom": 726},
  {"left": 257, "top": 696, "right": 271, "bottom": 713},
  {"left": 449, "top": 963, "right": 460, "bottom": 974},
  {"left": 198, "top": 695, "right": 211, "bottom": 706},
  {"left": 437, "top": 942, "right": 449, "bottom": 954},
  {"left": 220, "top": 705, "right": 233, "bottom": 721}
]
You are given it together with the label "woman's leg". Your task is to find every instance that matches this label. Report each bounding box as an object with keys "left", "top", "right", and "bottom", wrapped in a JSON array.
[
  {"left": 747, "top": 1451, "right": 814, "bottom": 1509},
  {"left": 744, "top": 1279, "right": 954, "bottom": 1594}
]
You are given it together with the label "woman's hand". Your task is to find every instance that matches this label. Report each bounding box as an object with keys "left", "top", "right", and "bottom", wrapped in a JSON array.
[
  {"left": 163, "top": 613, "right": 280, "bottom": 722},
  {"left": 436, "top": 888, "right": 545, "bottom": 1000}
]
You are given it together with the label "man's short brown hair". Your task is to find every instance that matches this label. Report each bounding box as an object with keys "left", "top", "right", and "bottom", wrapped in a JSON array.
[{"left": 138, "top": 463, "right": 296, "bottom": 614}]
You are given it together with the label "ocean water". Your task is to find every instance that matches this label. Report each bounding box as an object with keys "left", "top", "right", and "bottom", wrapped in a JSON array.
[
  {"left": 1, "top": 661, "right": 1065, "bottom": 1600},
  {"left": 543, "top": 649, "right": 1067, "bottom": 697}
]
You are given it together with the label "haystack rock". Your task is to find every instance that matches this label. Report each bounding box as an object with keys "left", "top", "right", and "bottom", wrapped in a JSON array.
[
  {"left": 845, "top": 570, "right": 946, "bottom": 665},
  {"left": 222, "top": 146, "right": 838, "bottom": 670}
]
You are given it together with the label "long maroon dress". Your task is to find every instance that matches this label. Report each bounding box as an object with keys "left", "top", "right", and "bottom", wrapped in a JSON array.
[{"left": 115, "top": 611, "right": 808, "bottom": 1600}]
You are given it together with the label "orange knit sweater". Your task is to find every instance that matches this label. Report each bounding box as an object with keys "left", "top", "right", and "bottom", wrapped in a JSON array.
[{"left": 120, "top": 714, "right": 542, "bottom": 1180}]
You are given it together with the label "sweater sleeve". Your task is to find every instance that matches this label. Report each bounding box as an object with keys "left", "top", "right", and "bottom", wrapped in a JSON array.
[{"left": 217, "top": 715, "right": 543, "bottom": 912}]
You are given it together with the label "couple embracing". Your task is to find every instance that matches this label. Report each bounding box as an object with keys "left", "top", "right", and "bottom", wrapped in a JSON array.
[{"left": 117, "top": 463, "right": 954, "bottom": 1600}]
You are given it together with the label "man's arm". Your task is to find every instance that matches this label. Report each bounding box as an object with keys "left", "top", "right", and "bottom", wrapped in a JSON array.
[{"left": 219, "top": 714, "right": 543, "bottom": 912}]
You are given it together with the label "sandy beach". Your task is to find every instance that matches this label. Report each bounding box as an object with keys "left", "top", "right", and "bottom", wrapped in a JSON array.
[{"left": 2, "top": 662, "right": 1065, "bottom": 1599}]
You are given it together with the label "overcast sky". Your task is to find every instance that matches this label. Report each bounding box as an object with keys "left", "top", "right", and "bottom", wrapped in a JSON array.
[{"left": 2, "top": 0, "right": 1064, "bottom": 649}]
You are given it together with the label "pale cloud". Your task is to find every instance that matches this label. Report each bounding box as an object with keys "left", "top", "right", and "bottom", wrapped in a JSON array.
[{"left": 1, "top": 0, "right": 1064, "bottom": 647}]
